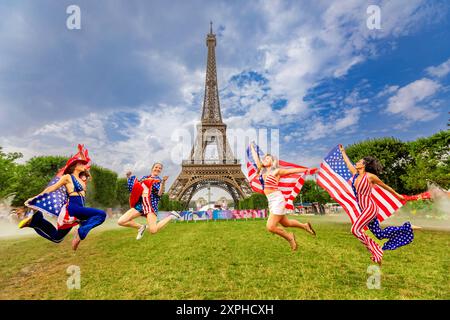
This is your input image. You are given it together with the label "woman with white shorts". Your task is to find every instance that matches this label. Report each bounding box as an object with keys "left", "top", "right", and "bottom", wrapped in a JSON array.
[{"left": 250, "top": 142, "right": 317, "bottom": 250}]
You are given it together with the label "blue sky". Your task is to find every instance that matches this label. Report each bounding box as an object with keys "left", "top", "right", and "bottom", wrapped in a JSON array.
[{"left": 0, "top": 0, "right": 449, "bottom": 199}]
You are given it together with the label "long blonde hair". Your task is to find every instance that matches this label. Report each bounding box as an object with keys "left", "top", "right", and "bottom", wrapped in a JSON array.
[{"left": 257, "top": 153, "right": 279, "bottom": 177}]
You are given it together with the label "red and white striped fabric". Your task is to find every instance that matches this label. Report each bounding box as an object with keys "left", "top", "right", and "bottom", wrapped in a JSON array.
[
  {"left": 316, "top": 145, "right": 405, "bottom": 225},
  {"left": 246, "top": 144, "right": 317, "bottom": 210},
  {"left": 56, "top": 204, "right": 79, "bottom": 230},
  {"left": 141, "top": 181, "right": 155, "bottom": 216}
]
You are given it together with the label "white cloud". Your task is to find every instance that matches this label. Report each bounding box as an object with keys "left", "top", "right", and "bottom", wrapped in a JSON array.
[
  {"left": 333, "top": 56, "right": 364, "bottom": 78},
  {"left": 426, "top": 57, "right": 450, "bottom": 78},
  {"left": 344, "top": 89, "right": 369, "bottom": 106},
  {"left": 298, "top": 107, "right": 361, "bottom": 141},
  {"left": 0, "top": 0, "right": 446, "bottom": 196},
  {"left": 386, "top": 78, "right": 441, "bottom": 121},
  {"left": 1, "top": 105, "right": 200, "bottom": 187},
  {"left": 335, "top": 109, "right": 360, "bottom": 131},
  {"left": 376, "top": 85, "right": 400, "bottom": 98},
  {"left": 246, "top": 0, "right": 438, "bottom": 128}
]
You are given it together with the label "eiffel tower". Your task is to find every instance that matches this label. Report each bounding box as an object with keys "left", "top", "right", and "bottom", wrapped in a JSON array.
[{"left": 168, "top": 23, "right": 252, "bottom": 208}]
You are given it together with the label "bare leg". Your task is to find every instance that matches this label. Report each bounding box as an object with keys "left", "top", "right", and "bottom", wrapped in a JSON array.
[
  {"left": 147, "top": 212, "right": 173, "bottom": 234},
  {"left": 279, "top": 216, "right": 315, "bottom": 235},
  {"left": 266, "top": 214, "right": 297, "bottom": 249},
  {"left": 118, "top": 208, "right": 143, "bottom": 229},
  {"left": 72, "top": 232, "right": 81, "bottom": 251}
]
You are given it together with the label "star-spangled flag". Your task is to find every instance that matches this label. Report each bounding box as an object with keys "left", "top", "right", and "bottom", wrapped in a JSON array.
[
  {"left": 245, "top": 143, "right": 317, "bottom": 211},
  {"left": 316, "top": 145, "right": 405, "bottom": 225},
  {"left": 26, "top": 176, "right": 79, "bottom": 229}
]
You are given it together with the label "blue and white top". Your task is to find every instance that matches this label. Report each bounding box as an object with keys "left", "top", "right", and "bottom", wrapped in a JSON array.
[{"left": 127, "top": 175, "right": 161, "bottom": 213}]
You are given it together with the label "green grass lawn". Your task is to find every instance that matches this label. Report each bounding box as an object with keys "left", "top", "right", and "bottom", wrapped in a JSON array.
[{"left": 0, "top": 216, "right": 448, "bottom": 300}]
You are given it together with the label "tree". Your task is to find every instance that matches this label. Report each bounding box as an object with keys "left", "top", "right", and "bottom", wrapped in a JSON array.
[
  {"left": 158, "top": 193, "right": 170, "bottom": 211},
  {"left": 345, "top": 137, "right": 410, "bottom": 193},
  {"left": 238, "top": 193, "right": 267, "bottom": 209},
  {"left": 402, "top": 131, "right": 450, "bottom": 193},
  {"left": 157, "top": 193, "right": 184, "bottom": 211},
  {"left": 87, "top": 165, "right": 118, "bottom": 208},
  {"left": 169, "top": 199, "right": 184, "bottom": 211},
  {"left": 10, "top": 156, "right": 68, "bottom": 207},
  {"left": 295, "top": 180, "right": 333, "bottom": 204},
  {"left": 251, "top": 193, "right": 268, "bottom": 209},
  {"left": 0, "top": 147, "right": 23, "bottom": 198},
  {"left": 115, "top": 177, "right": 129, "bottom": 207}
]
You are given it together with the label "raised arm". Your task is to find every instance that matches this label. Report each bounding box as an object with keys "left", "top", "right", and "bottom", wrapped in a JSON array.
[
  {"left": 126, "top": 171, "right": 132, "bottom": 179},
  {"left": 25, "top": 174, "right": 69, "bottom": 205},
  {"left": 368, "top": 173, "right": 405, "bottom": 200},
  {"left": 278, "top": 167, "right": 309, "bottom": 177},
  {"left": 339, "top": 144, "right": 357, "bottom": 175},
  {"left": 126, "top": 171, "right": 136, "bottom": 193},
  {"left": 250, "top": 142, "right": 263, "bottom": 172},
  {"left": 41, "top": 174, "right": 69, "bottom": 194},
  {"left": 158, "top": 176, "right": 168, "bottom": 197}
]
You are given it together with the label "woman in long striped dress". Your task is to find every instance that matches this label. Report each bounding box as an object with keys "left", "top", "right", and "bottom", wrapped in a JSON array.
[{"left": 339, "top": 145, "right": 410, "bottom": 265}]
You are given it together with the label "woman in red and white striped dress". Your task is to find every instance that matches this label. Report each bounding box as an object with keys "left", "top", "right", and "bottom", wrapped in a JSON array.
[{"left": 339, "top": 145, "right": 406, "bottom": 265}]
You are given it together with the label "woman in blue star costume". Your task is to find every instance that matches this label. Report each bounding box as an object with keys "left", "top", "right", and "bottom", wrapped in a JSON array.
[
  {"left": 118, "top": 162, "right": 180, "bottom": 240},
  {"left": 19, "top": 145, "right": 106, "bottom": 251}
]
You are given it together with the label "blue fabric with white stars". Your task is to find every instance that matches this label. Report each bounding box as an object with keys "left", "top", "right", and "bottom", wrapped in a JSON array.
[
  {"left": 324, "top": 146, "right": 353, "bottom": 181},
  {"left": 127, "top": 175, "right": 161, "bottom": 213},
  {"left": 28, "top": 176, "right": 68, "bottom": 217},
  {"left": 368, "top": 218, "right": 414, "bottom": 250},
  {"left": 351, "top": 173, "right": 414, "bottom": 250}
]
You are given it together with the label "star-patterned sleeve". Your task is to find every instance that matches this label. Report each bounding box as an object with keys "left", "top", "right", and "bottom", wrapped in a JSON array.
[
  {"left": 127, "top": 175, "right": 136, "bottom": 193},
  {"left": 153, "top": 180, "right": 161, "bottom": 192},
  {"left": 150, "top": 177, "right": 162, "bottom": 212}
]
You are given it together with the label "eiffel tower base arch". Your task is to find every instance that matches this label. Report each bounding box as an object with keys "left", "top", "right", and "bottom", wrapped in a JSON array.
[{"left": 168, "top": 163, "right": 252, "bottom": 209}]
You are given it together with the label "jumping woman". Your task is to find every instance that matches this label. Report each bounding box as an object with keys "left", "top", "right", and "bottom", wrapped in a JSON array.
[
  {"left": 19, "top": 145, "right": 106, "bottom": 251},
  {"left": 249, "top": 142, "right": 317, "bottom": 251},
  {"left": 339, "top": 144, "right": 420, "bottom": 264},
  {"left": 118, "top": 163, "right": 180, "bottom": 240}
]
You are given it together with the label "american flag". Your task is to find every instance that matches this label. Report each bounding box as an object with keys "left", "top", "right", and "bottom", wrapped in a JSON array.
[
  {"left": 27, "top": 176, "right": 79, "bottom": 229},
  {"left": 317, "top": 145, "right": 405, "bottom": 224},
  {"left": 246, "top": 143, "right": 317, "bottom": 211}
]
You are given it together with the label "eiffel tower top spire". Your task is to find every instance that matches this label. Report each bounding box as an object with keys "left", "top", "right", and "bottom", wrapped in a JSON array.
[{"left": 201, "top": 22, "right": 223, "bottom": 124}]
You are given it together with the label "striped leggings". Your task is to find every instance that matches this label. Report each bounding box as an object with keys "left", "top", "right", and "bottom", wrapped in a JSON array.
[{"left": 351, "top": 198, "right": 383, "bottom": 263}]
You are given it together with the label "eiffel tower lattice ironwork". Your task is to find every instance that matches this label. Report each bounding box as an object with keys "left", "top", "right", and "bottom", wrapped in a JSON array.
[{"left": 168, "top": 23, "right": 253, "bottom": 207}]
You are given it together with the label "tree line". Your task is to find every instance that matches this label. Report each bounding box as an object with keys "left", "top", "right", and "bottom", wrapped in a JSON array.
[
  {"left": 0, "top": 151, "right": 182, "bottom": 210},
  {"left": 0, "top": 131, "right": 448, "bottom": 210}
]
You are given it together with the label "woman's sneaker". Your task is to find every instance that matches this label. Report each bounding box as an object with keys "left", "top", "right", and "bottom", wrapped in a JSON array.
[
  {"left": 136, "top": 225, "right": 147, "bottom": 240},
  {"left": 18, "top": 214, "right": 34, "bottom": 229},
  {"left": 170, "top": 211, "right": 182, "bottom": 219}
]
